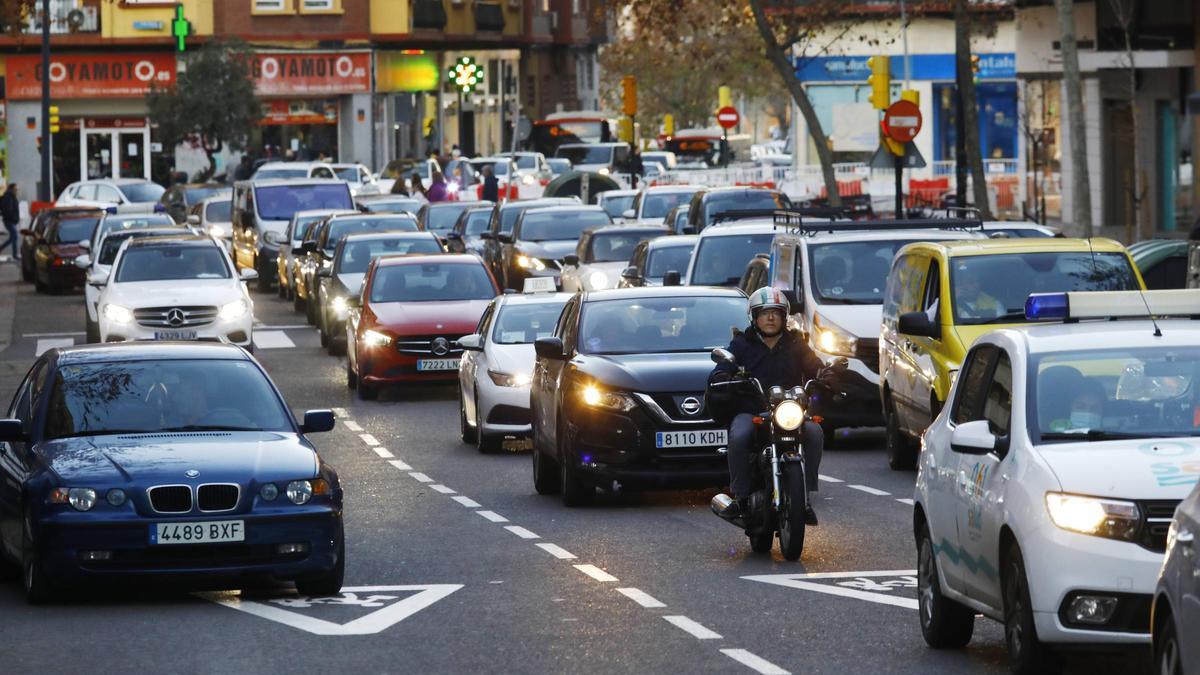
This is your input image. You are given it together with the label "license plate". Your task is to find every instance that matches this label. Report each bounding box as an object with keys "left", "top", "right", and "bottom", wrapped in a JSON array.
[
  {"left": 656, "top": 429, "right": 728, "bottom": 448},
  {"left": 155, "top": 330, "right": 197, "bottom": 340},
  {"left": 417, "top": 358, "right": 459, "bottom": 371},
  {"left": 150, "top": 520, "right": 245, "bottom": 545}
]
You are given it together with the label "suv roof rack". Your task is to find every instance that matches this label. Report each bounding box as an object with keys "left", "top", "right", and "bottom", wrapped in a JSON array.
[
  {"left": 771, "top": 209, "right": 983, "bottom": 235},
  {"left": 710, "top": 207, "right": 846, "bottom": 225}
]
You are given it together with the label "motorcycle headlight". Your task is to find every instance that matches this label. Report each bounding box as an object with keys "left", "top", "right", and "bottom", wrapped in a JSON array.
[
  {"left": 103, "top": 303, "right": 134, "bottom": 325},
  {"left": 579, "top": 384, "right": 636, "bottom": 412},
  {"left": 813, "top": 313, "right": 857, "bottom": 358},
  {"left": 1045, "top": 493, "right": 1140, "bottom": 542},
  {"left": 219, "top": 299, "right": 248, "bottom": 321},
  {"left": 773, "top": 400, "right": 805, "bottom": 431},
  {"left": 362, "top": 329, "right": 392, "bottom": 347},
  {"left": 488, "top": 370, "right": 532, "bottom": 388},
  {"left": 516, "top": 254, "right": 546, "bottom": 271},
  {"left": 587, "top": 271, "right": 609, "bottom": 290}
]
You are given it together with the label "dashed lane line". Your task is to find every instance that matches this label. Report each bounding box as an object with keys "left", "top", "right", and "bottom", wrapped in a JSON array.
[
  {"left": 536, "top": 543, "right": 577, "bottom": 560},
  {"left": 663, "top": 615, "right": 722, "bottom": 640},
  {"left": 451, "top": 495, "right": 481, "bottom": 508},
  {"left": 387, "top": 459, "right": 412, "bottom": 471},
  {"left": 504, "top": 525, "right": 539, "bottom": 539},
  {"left": 896, "top": 498, "right": 915, "bottom": 506},
  {"left": 343, "top": 420, "right": 363, "bottom": 431},
  {"left": 252, "top": 330, "right": 295, "bottom": 350},
  {"left": 23, "top": 331, "right": 84, "bottom": 338},
  {"left": 476, "top": 510, "right": 509, "bottom": 523},
  {"left": 847, "top": 484, "right": 891, "bottom": 497},
  {"left": 429, "top": 484, "right": 456, "bottom": 494},
  {"left": 332, "top": 407, "right": 348, "bottom": 417},
  {"left": 409, "top": 472, "right": 433, "bottom": 483},
  {"left": 817, "top": 474, "right": 843, "bottom": 483},
  {"left": 616, "top": 587, "right": 666, "bottom": 608},
  {"left": 575, "top": 564, "right": 618, "bottom": 582},
  {"left": 359, "top": 434, "right": 380, "bottom": 446},
  {"left": 372, "top": 447, "right": 395, "bottom": 459},
  {"left": 721, "top": 649, "right": 791, "bottom": 675}
]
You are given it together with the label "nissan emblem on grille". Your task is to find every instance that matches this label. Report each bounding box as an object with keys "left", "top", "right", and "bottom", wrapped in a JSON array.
[
  {"left": 167, "top": 308, "right": 186, "bottom": 327},
  {"left": 185, "top": 469, "right": 200, "bottom": 478},
  {"left": 680, "top": 397, "right": 702, "bottom": 416},
  {"left": 431, "top": 337, "right": 450, "bottom": 356}
]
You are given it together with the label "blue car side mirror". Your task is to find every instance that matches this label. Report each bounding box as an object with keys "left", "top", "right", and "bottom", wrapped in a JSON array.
[{"left": 300, "top": 409, "right": 335, "bottom": 434}]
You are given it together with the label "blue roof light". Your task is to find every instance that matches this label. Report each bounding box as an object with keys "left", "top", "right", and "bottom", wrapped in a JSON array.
[{"left": 1025, "top": 293, "right": 1069, "bottom": 321}]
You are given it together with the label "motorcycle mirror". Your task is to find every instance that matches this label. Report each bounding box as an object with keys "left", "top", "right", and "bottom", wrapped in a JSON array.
[{"left": 711, "top": 348, "right": 735, "bottom": 365}]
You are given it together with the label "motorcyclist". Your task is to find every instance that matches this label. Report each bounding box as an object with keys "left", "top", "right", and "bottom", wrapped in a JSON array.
[{"left": 709, "top": 287, "right": 826, "bottom": 524}]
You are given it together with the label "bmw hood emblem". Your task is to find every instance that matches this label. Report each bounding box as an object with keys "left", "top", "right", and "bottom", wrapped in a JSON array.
[{"left": 185, "top": 469, "right": 200, "bottom": 478}]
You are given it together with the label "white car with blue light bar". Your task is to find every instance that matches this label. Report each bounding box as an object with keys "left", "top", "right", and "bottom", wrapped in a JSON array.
[{"left": 915, "top": 289, "right": 1200, "bottom": 672}]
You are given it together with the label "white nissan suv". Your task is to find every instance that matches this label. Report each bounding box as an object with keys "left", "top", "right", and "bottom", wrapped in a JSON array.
[{"left": 94, "top": 234, "right": 257, "bottom": 348}]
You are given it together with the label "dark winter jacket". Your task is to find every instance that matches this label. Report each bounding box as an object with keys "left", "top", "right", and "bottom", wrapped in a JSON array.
[
  {"left": 482, "top": 175, "right": 500, "bottom": 203},
  {"left": 707, "top": 325, "right": 823, "bottom": 419},
  {"left": 0, "top": 191, "right": 19, "bottom": 227}
]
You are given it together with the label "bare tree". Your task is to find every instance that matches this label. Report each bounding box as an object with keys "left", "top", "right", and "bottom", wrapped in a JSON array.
[
  {"left": 954, "top": 0, "right": 992, "bottom": 219},
  {"left": 1055, "top": 0, "right": 1094, "bottom": 236},
  {"left": 1106, "top": 0, "right": 1145, "bottom": 240}
]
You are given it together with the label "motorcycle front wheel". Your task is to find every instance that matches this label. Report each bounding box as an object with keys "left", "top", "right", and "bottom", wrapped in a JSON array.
[{"left": 778, "top": 461, "right": 807, "bottom": 561}]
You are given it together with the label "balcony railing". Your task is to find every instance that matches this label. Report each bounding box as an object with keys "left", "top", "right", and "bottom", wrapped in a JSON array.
[
  {"left": 474, "top": 2, "right": 505, "bottom": 32},
  {"left": 23, "top": 0, "right": 100, "bottom": 35},
  {"left": 412, "top": 0, "right": 447, "bottom": 30}
]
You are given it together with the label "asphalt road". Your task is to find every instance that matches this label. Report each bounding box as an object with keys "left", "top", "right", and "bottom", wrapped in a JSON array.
[{"left": 0, "top": 273, "right": 1151, "bottom": 674}]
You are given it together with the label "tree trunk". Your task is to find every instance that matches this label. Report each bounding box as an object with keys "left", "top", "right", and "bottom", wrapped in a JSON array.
[
  {"left": 748, "top": 0, "right": 841, "bottom": 207},
  {"left": 954, "top": 0, "right": 992, "bottom": 220},
  {"left": 1118, "top": 6, "right": 1142, "bottom": 241},
  {"left": 1056, "top": 0, "right": 1093, "bottom": 235}
]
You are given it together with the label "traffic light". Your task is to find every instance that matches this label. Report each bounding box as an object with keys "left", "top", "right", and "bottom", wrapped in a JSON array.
[
  {"left": 49, "top": 105, "right": 59, "bottom": 134},
  {"left": 621, "top": 76, "right": 637, "bottom": 117},
  {"left": 867, "top": 56, "right": 890, "bottom": 110},
  {"left": 663, "top": 113, "right": 675, "bottom": 137},
  {"left": 718, "top": 85, "right": 732, "bottom": 109}
]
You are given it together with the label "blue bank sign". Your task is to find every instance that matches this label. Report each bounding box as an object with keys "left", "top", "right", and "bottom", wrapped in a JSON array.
[{"left": 795, "top": 53, "right": 1015, "bottom": 82}]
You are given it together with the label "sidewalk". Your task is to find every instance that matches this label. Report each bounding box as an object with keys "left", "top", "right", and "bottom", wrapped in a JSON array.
[{"left": 0, "top": 258, "right": 19, "bottom": 353}]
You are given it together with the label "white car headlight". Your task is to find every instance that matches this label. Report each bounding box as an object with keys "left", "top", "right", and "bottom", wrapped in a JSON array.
[
  {"left": 587, "top": 271, "right": 609, "bottom": 290},
  {"left": 219, "top": 299, "right": 248, "bottom": 321},
  {"left": 488, "top": 370, "right": 531, "bottom": 388},
  {"left": 773, "top": 400, "right": 805, "bottom": 431},
  {"left": 598, "top": 167, "right": 611, "bottom": 176},
  {"left": 332, "top": 296, "right": 348, "bottom": 315},
  {"left": 1045, "top": 493, "right": 1140, "bottom": 542},
  {"left": 103, "top": 304, "right": 134, "bottom": 325},
  {"left": 362, "top": 329, "right": 392, "bottom": 347},
  {"left": 812, "top": 313, "right": 857, "bottom": 358},
  {"left": 516, "top": 254, "right": 546, "bottom": 271}
]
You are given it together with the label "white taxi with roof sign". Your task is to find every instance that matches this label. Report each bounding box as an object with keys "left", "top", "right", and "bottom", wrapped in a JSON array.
[{"left": 915, "top": 289, "right": 1200, "bottom": 671}]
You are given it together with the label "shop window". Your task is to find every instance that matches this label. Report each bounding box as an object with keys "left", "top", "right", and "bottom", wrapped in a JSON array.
[{"left": 253, "top": 0, "right": 292, "bottom": 13}]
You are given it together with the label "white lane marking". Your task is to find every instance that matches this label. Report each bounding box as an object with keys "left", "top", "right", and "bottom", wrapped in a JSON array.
[
  {"left": 387, "top": 459, "right": 412, "bottom": 471},
  {"left": 372, "top": 447, "right": 394, "bottom": 459},
  {"left": 253, "top": 331, "right": 295, "bottom": 349},
  {"left": 452, "top": 496, "right": 481, "bottom": 508},
  {"left": 409, "top": 472, "right": 433, "bottom": 483},
  {"left": 662, "top": 615, "right": 722, "bottom": 640},
  {"left": 536, "top": 543, "right": 576, "bottom": 560},
  {"left": 817, "top": 474, "right": 843, "bottom": 483},
  {"left": 896, "top": 498, "right": 915, "bottom": 506},
  {"left": 847, "top": 484, "right": 891, "bottom": 496},
  {"left": 332, "top": 407, "right": 348, "bottom": 417},
  {"left": 24, "top": 331, "right": 85, "bottom": 337},
  {"left": 429, "top": 484, "right": 456, "bottom": 494},
  {"left": 574, "top": 564, "right": 618, "bottom": 582},
  {"left": 255, "top": 323, "right": 311, "bottom": 330},
  {"left": 504, "top": 525, "right": 539, "bottom": 539},
  {"left": 742, "top": 570, "right": 919, "bottom": 611},
  {"left": 359, "top": 434, "right": 380, "bottom": 446},
  {"left": 35, "top": 338, "right": 74, "bottom": 356},
  {"left": 476, "top": 510, "right": 508, "bottom": 523},
  {"left": 720, "top": 649, "right": 791, "bottom": 675},
  {"left": 343, "top": 420, "right": 363, "bottom": 431},
  {"left": 616, "top": 587, "right": 666, "bottom": 608}
]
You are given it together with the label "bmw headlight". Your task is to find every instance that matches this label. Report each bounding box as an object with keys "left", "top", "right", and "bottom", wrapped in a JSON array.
[
  {"left": 362, "top": 329, "right": 392, "bottom": 347},
  {"left": 219, "top": 299, "right": 248, "bottom": 321},
  {"left": 286, "top": 480, "right": 313, "bottom": 505},
  {"left": 587, "top": 271, "right": 610, "bottom": 290},
  {"left": 773, "top": 400, "right": 805, "bottom": 431},
  {"left": 51, "top": 487, "right": 97, "bottom": 511},
  {"left": 105, "top": 488, "right": 127, "bottom": 507},
  {"left": 1045, "top": 493, "right": 1140, "bottom": 542},
  {"left": 813, "top": 313, "right": 857, "bottom": 358},
  {"left": 259, "top": 483, "right": 279, "bottom": 501},
  {"left": 103, "top": 303, "right": 134, "bottom": 325},
  {"left": 516, "top": 254, "right": 546, "bottom": 271},
  {"left": 488, "top": 370, "right": 532, "bottom": 388},
  {"left": 579, "top": 384, "right": 636, "bottom": 412}
]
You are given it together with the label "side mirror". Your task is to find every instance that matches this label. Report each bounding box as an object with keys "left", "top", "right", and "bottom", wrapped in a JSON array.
[
  {"left": 781, "top": 289, "right": 802, "bottom": 314},
  {"left": 662, "top": 270, "right": 681, "bottom": 286},
  {"left": 898, "top": 311, "right": 940, "bottom": 339},
  {"left": 0, "top": 418, "right": 25, "bottom": 442},
  {"left": 88, "top": 270, "right": 109, "bottom": 286},
  {"left": 563, "top": 254, "right": 580, "bottom": 267},
  {"left": 496, "top": 233, "right": 514, "bottom": 244},
  {"left": 534, "top": 336, "right": 566, "bottom": 360},
  {"left": 479, "top": 231, "right": 495, "bottom": 240},
  {"left": 950, "top": 420, "right": 999, "bottom": 455},
  {"left": 620, "top": 266, "right": 639, "bottom": 280},
  {"left": 681, "top": 226, "right": 696, "bottom": 235},
  {"left": 74, "top": 254, "right": 92, "bottom": 269},
  {"left": 316, "top": 267, "right": 332, "bottom": 278},
  {"left": 300, "top": 409, "right": 336, "bottom": 433},
  {"left": 240, "top": 267, "right": 259, "bottom": 281},
  {"left": 458, "top": 333, "right": 483, "bottom": 351},
  {"left": 622, "top": 209, "right": 636, "bottom": 219},
  {"left": 186, "top": 214, "right": 200, "bottom": 225},
  {"left": 711, "top": 348, "right": 735, "bottom": 365},
  {"left": 78, "top": 239, "right": 91, "bottom": 251}
]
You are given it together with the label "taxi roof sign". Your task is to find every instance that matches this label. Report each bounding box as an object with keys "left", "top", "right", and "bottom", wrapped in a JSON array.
[
  {"left": 523, "top": 277, "right": 558, "bottom": 294},
  {"left": 1025, "top": 289, "right": 1200, "bottom": 322}
]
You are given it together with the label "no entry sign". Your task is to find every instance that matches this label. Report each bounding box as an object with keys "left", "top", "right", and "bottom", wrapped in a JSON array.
[
  {"left": 717, "top": 106, "right": 740, "bottom": 130},
  {"left": 882, "top": 100, "right": 922, "bottom": 143}
]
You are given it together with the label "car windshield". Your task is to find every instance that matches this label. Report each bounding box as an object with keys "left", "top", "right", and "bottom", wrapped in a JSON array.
[
  {"left": 185, "top": 187, "right": 227, "bottom": 204},
  {"left": 255, "top": 184, "right": 352, "bottom": 221},
  {"left": 205, "top": 200, "right": 232, "bottom": 223},
  {"left": 361, "top": 198, "right": 421, "bottom": 214},
  {"left": 1031, "top": 347, "right": 1200, "bottom": 442},
  {"left": 547, "top": 159, "right": 571, "bottom": 174},
  {"left": 255, "top": 169, "right": 309, "bottom": 180},
  {"left": 336, "top": 237, "right": 442, "bottom": 274},
  {"left": 642, "top": 192, "right": 694, "bottom": 219},
  {"left": 647, "top": 243, "right": 696, "bottom": 277},
  {"left": 334, "top": 167, "right": 362, "bottom": 182},
  {"left": 99, "top": 231, "right": 175, "bottom": 265},
  {"left": 492, "top": 301, "right": 568, "bottom": 344},
  {"left": 520, "top": 211, "right": 611, "bottom": 242},
  {"left": 588, "top": 230, "right": 659, "bottom": 263},
  {"left": 370, "top": 262, "right": 495, "bottom": 303},
  {"left": 462, "top": 210, "right": 492, "bottom": 236},
  {"left": 556, "top": 146, "right": 613, "bottom": 165},
  {"left": 426, "top": 204, "right": 471, "bottom": 232},
  {"left": 690, "top": 233, "right": 774, "bottom": 286},
  {"left": 55, "top": 218, "right": 99, "bottom": 242},
  {"left": 119, "top": 182, "right": 166, "bottom": 203},
  {"left": 579, "top": 296, "right": 748, "bottom": 355},
  {"left": 326, "top": 217, "right": 418, "bottom": 251},
  {"left": 513, "top": 155, "right": 538, "bottom": 170},
  {"left": 44, "top": 359, "right": 291, "bottom": 439},
  {"left": 115, "top": 245, "right": 231, "bottom": 282},
  {"left": 810, "top": 240, "right": 940, "bottom": 305},
  {"left": 97, "top": 215, "right": 174, "bottom": 238},
  {"left": 951, "top": 252, "right": 1140, "bottom": 325},
  {"left": 291, "top": 214, "right": 328, "bottom": 240},
  {"left": 703, "top": 191, "right": 788, "bottom": 223},
  {"left": 600, "top": 194, "right": 635, "bottom": 219}
]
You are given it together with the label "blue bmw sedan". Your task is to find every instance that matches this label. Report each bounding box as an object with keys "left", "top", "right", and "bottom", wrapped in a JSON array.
[{"left": 0, "top": 342, "right": 343, "bottom": 603}]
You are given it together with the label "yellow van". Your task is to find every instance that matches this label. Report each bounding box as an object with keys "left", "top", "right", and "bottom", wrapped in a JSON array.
[{"left": 878, "top": 238, "right": 1144, "bottom": 470}]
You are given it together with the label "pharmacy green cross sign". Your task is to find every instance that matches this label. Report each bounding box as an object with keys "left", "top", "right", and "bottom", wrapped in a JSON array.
[{"left": 172, "top": 4, "right": 191, "bottom": 52}]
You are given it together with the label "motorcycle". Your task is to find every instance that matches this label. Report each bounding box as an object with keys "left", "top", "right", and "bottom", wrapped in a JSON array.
[{"left": 706, "top": 348, "right": 847, "bottom": 561}]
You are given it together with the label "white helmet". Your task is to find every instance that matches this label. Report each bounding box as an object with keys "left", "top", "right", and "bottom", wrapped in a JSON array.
[{"left": 748, "top": 286, "right": 788, "bottom": 319}]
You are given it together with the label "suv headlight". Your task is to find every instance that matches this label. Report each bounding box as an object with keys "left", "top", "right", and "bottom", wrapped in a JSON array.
[
  {"left": 812, "top": 313, "right": 857, "bottom": 357},
  {"left": 488, "top": 370, "right": 531, "bottom": 387},
  {"left": 1045, "top": 493, "right": 1140, "bottom": 542},
  {"left": 219, "top": 299, "right": 248, "bottom": 321},
  {"left": 579, "top": 384, "right": 636, "bottom": 412},
  {"left": 103, "top": 304, "right": 134, "bottom": 325},
  {"left": 362, "top": 329, "right": 392, "bottom": 347},
  {"left": 773, "top": 400, "right": 805, "bottom": 430}
]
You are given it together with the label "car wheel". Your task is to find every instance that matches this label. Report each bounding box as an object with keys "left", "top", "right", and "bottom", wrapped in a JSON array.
[
  {"left": 917, "top": 521, "right": 974, "bottom": 648},
  {"left": 85, "top": 316, "right": 99, "bottom": 344},
  {"left": 558, "top": 424, "right": 592, "bottom": 507},
  {"left": 531, "top": 412, "right": 560, "bottom": 495},
  {"left": 1155, "top": 613, "right": 1182, "bottom": 675},
  {"left": 1003, "top": 542, "right": 1062, "bottom": 674},
  {"left": 346, "top": 357, "right": 358, "bottom": 390},
  {"left": 460, "top": 391, "right": 477, "bottom": 444},
  {"left": 22, "top": 513, "right": 52, "bottom": 605},
  {"left": 306, "top": 293, "right": 319, "bottom": 325},
  {"left": 475, "top": 393, "right": 500, "bottom": 454},
  {"left": 293, "top": 288, "right": 306, "bottom": 312},
  {"left": 294, "top": 534, "right": 344, "bottom": 597},
  {"left": 886, "top": 397, "right": 917, "bottom": 471},
  {"left": 256, "top": 257, "right": 273, "bottom": 293},
  {"left": 329, "top": 335, "right": 346, "bottom": 357}
]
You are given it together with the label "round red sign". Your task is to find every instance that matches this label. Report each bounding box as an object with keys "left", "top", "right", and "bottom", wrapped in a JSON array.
[
  {"left": 716, "top": 106, "right": 740, "bottom": 130},
  {"left": 882, "top": 100, "right": 922, "bottom": 143}
]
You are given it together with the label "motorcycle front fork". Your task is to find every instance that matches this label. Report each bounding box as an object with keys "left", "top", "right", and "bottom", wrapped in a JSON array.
[{"left": 770, "top": 442, "right": 806, "bottom": 511}]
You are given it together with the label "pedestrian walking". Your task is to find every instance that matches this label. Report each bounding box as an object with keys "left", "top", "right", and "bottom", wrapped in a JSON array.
[
  {"left": 389, "top": 173, "right": 411, "bottom": 195},
  {"left": 410, "top": 172, "right": 429, "bottom": 201},
  {"left": 0, "top": 184, "right": 21, "bottom": 261},
  {"left": 427, "top": 171, "right": 450, "bottom": 203},
  {"left": 481, "top": 165, "right": 500, "bottom": 203},
  {"left": 233, "top": 155, "right": 255, "bottom": 182}
]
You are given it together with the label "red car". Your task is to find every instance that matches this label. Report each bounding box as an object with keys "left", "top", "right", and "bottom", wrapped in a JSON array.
[
  {"left": 346, "top": 254, "right": 499, "bottom": 400},
  {"left": 33, "top": 211, "right": 101, "bottom": 293}
]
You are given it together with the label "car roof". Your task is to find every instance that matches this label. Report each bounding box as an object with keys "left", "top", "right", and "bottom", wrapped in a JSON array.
[
  {"left": 200, "top": 194, "right": 233, "bottom": 204},
  {"left": 696, "top": 222, "right": 777, "bottom": 236},
  {"left": 497, "top": 291, "right": 574, "bottom": 306},
  {"left": 357, "top": 194, "right": 421, "bottom": 202},
  {"left": 428, "top": 200, "right": 491, "bottom": 209},
  {"left": 500, "top": 198, "right": 579, "bottom": 211},
  {"left": 642, "top": 185, "right": 701, "bottom": 193},
  {"left": 256, "top": 161, "right": 330, "bottom": 170},
  {"left": 922, "top": 237, "right": 1129, "bottom": 257},
  {"left": 242, "top": 178, "right": 347, "bottom": 188},
  {"left": 523, "top": 205, "right": 607, "bottom": 216},
  {"left": 583, "top": 285, "right": 746, "bottom": 303},
  {"left": 82, "top": 178, "right": 156, "bottom": 186},
  {"left": 793, "top": 228, "right": 983, "bottom": 245},
  {"left": 559, "top": 142, "right": 629, "bottom": 148},
  {"left": 699, "top": 186, "right": 781, "bottom": 196},
  {"left": 99, "top": 227, "right": 186, "bottom": 244},
  {"left": 342, "top": 231, "right": 434, "bottom": 242},
  {"left": 997, "top": 320, "right": 1200, "bottom": 355},
  {"left": 599, "top": 190, "right": 639, "bottom": 198},
  {"left": 125, "top": 234, "right": 216, "bottom": 248},
  {"left": 52, "top": 341, "right": 253, "bottom": 365},
  {"left": 328, "top": 212, "right": 417, "bottom": 221},
  {"left": 586, "top": 224, "right": 668, "bottom": 236},
  {"left": 1129, "top": 238, "right": 1187, "bottom": 266},
  {"left": 648, "top": 234, "right": 698, "bottom": 248},
  {"left": 294, "top": 208, "right": 353, "bottom": 219},
  {"left": 177, "top": 182, "right": 227, "bottom": 189},
  {"left": 375, "top": 253, "right": 483, "bottom": 268},
  {"left": 329, "top": 163, "right": 366, "bottom": 169}
]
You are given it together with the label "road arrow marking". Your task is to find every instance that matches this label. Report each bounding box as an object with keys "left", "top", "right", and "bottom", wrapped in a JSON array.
[{"left": 742, "top": 570, "right": 919, "bottom": 610}]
